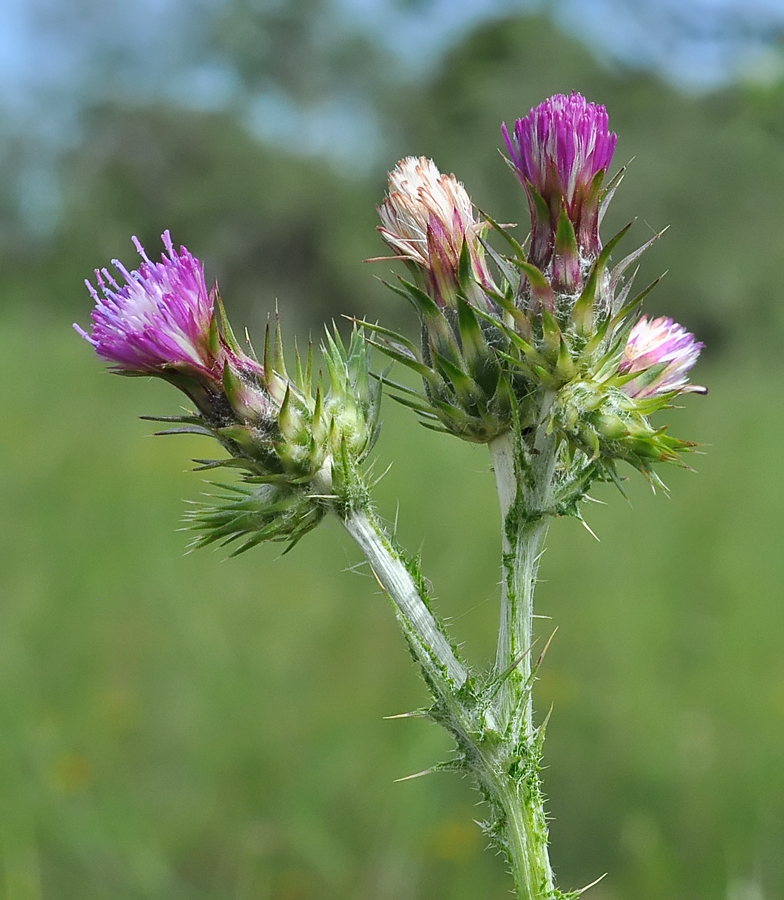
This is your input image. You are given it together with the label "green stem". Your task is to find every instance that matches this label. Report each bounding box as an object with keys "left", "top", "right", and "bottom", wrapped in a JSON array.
[
  {"left": 337, "top": 415, "right": 564, "bottom": 899},
  {"left": 484, "top": 763, "right": 555, "bottom": 900},
  {"left": 486, "top": 393, "right": 560, "bottom": 900},
  {"left": 340, "top": 506, "right": 468, "bottom": 691}
]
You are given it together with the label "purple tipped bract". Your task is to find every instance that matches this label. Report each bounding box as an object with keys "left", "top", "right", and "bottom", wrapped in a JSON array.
[
  {"left": 620, "top": 316, "right": 706, "bottom": 399},
  {"left": 76, "top": 232, "right": 219, "bottom": 377},
  {"left": 503, "top": 92, "right": 617, "bottom": 270}
]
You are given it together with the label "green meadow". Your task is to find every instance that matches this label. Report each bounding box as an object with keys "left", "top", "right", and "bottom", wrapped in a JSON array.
[{"left": 1, "top": 311, "right": 782, "bottom": 899}]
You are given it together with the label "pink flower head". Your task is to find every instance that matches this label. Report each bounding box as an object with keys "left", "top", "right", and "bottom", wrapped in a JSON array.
[
  {"left": 378, "top": 156, "right": 493, "bottom": 306},
  {"left": 76, "top": 231, "right": 220, "bottom": 379},
  {"left": 620, "top": 316, "right": 706, "bottom": 399},
  {"left": 503, "top": 93, "right": 617, "bottom": 271}
]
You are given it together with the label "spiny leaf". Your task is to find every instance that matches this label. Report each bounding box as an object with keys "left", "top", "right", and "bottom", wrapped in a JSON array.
[
  {"left": 366, "top": 338, "right": 437, "bottom": 381},
  {"left": 154, "top": 425, "right": 214, "bottom": 437},
  {"left": 554, "top": 206, "right": 578, "bottom": 269},
  {"left": 387, "top": 392, "right": 439, "bottom": 417},
  {"left": 348, "top": 317, "right": 423, "bottom": 361},
  {"left": 481, "top": 210, "right": 525, "bottom": 260},
  {"left": 540, "top": 307, "right": 562, "bottom": 361},
  {"left": 479, "top": 237, "right": 525, "bottom": 294},
  {"left": 512, "top": 258, "right": 555, "bottom": 310},
  {"left": 432, "top": 352, "right": 477, "bottom": 405},
  {"left": 456, "top": 295, "right": 487, "bottom": 366},
  {"left": 571, "top": 220, "right": 634, "bottom": 333},
  {"left": 397, "top": 277, "right": 443, "bottom": 321},
  {"left": 140, "top": 414, "right": 202, "bottom": 425},
  {"left": 599, "top": 163, "right": 627, "bottom": 225},
  {"left": 610, "top": 226, "right": 669, "bottom": 291},
  {"left": 614, "top": 273, "right": 666, "bottom": 322},
  {"left": 215, "top": 287, "right": 243, "bottom": 356},
  {"left": 273, "top": 313, "right": 288, "bottom": 379}
]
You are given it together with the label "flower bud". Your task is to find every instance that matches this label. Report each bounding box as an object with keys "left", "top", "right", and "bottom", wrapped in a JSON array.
[
  {"left": 620, "top": 316, "right": 706, "bottom": 398},
  {"left": 553, "top": 378, "right": 695, "bottom": 481},
  {"left": 503, "top": 93, "right": 616, "bottom": 284},
  {"left": 378, "top": 156, "right": 494, "bottom": 306}
]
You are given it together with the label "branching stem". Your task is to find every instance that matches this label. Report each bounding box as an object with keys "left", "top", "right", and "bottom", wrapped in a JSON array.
[
  {"left": 337, "top": 394, "right": 565, "bottom": 900},
  {"left": 341, "top": 507, "right": 468, "bottom": 691},
  {"left": 486, "top": 391, "right": 561, "bottom": 900}
]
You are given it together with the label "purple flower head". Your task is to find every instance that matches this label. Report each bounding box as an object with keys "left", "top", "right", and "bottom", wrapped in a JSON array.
[
  {"left": 76, "top": 231, "right": 220, "bottom": 379},
  {"left": 503, "top": 93, "right": 617, "bottom": 273},
  {"left": 378, "top": 156, "right": 494, "bottom": 306},
  {"left": 620, "top": 316, "right": 707, "bottom": 399}
]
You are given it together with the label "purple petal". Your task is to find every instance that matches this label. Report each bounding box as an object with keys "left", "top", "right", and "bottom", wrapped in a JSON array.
[{"left": 76, "top": 232, "right": 219, "bottom": 377}]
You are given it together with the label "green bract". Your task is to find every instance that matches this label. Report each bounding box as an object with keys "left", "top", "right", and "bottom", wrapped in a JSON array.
[
  {"left": 154, "top": 312, "right": 381, "bottom": 553},
  {"left": 369, "top": 200, "right": 692, "bottom": 502}
]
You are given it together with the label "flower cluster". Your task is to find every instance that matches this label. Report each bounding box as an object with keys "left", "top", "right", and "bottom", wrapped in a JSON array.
[
  {"left": 75, "top": 89, "right": 710, "bottom": 900},
  {"left": 370, "top": 91, "right": 704, "bottom": 482}
]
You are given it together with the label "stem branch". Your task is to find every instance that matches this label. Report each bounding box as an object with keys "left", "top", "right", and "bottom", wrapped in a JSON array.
[
  {"left": 486, "top": 393, "right": 560, "bottom": 900},
  {"left": 341, "top": 507, "right": 467, "bottom": 691}
]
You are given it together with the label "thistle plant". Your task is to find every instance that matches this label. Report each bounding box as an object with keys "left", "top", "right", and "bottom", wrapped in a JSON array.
[{"left": 77, "top": 92, "right": 705, "bottom": 899}]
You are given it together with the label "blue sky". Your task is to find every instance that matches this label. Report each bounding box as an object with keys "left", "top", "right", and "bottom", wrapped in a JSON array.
[
  {"left": 1, "top": 0, "right": 783, "bottom": 197},
  {"left": 2, "top": 0, "right": 784, "bottom": 117}
]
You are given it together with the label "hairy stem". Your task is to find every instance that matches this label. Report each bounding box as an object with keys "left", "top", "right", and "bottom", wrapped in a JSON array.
[
  {"left": 489, "top": 399, "right": 557, "bottom": 732},
  {"left": 336, "top": 410, "right": 564, "bottom": 899},
  {"left": 486, "top": 393, "right": 560, "bottom": 900},
  {"left": 341, "top": 506, "right": 468, "bottom": 691}
]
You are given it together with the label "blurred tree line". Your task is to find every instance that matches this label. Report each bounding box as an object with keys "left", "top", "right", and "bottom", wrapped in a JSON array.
[{"left": 2, "top": 1, "right": 784, "bottom": 348}]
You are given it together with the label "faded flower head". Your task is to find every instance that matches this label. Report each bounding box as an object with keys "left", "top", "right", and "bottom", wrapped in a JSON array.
[
  {"left": 620, "top": 316, "right": 706, "bottom": 398},
  {"left": 77, "top": 231, "right": 220, "bottom": 378},
  {"left": 378, "top": 156, "right": 493, "bottom": 305},
  {"left": 503, "top": 92, "right": 617, "bottom": 274}
]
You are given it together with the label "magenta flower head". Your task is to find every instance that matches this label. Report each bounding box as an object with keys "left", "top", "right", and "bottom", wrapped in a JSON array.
[
  {"left": 76, "top": 231, "right": 220, "bottom": 380},
  {"left": 620, "top": 316, "right": 707, "bottom": 399},
  {"left": 503, "top": 93, "right": 617, "bottom": 284},
  {"left": 377, "top": 156, "right": 494, "bottom": 306}
]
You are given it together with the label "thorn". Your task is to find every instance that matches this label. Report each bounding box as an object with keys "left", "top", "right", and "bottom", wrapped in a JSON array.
[
  {"left": 487, "top": 644, "right": 535, "bottom": 700},
  {"left": 244, "top": 327, "right": 259, "bottom": 361},
  {"left": 369, "top": 565, "right": 386, "bottom": 594},
  {"left": 383, "top": 710, "right": 426, "bottom": 720},
  {"left": 583, "top": 494, "right": 606, "bottom": 505},
  {"left": 532, "top": 614, "right": 552, "bottom": 619},
  {"left": 371, "top": 461, "right": 394, "bottom": 489},
  {"left": 539, "top": 702, "right": 554, "bottom": 732},
  {"left": 580, "top": 518, "right": 600, "bottom": 542},
  {"left": 535, "top": 627, "right": 559, "bottom": 669},
  {"left": 342, "top": 561, "right": 371, "bottom": 576},
  {"left": 394, "top": 768, "right": 432, "bottom": 783},
  {"left": 576, "top": 872, "right": 608, "bottom": 895}
]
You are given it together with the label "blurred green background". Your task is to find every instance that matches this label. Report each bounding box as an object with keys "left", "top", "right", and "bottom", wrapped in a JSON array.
[{"left": 1, "top": 1, "right": 784, "bottom": 898}]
